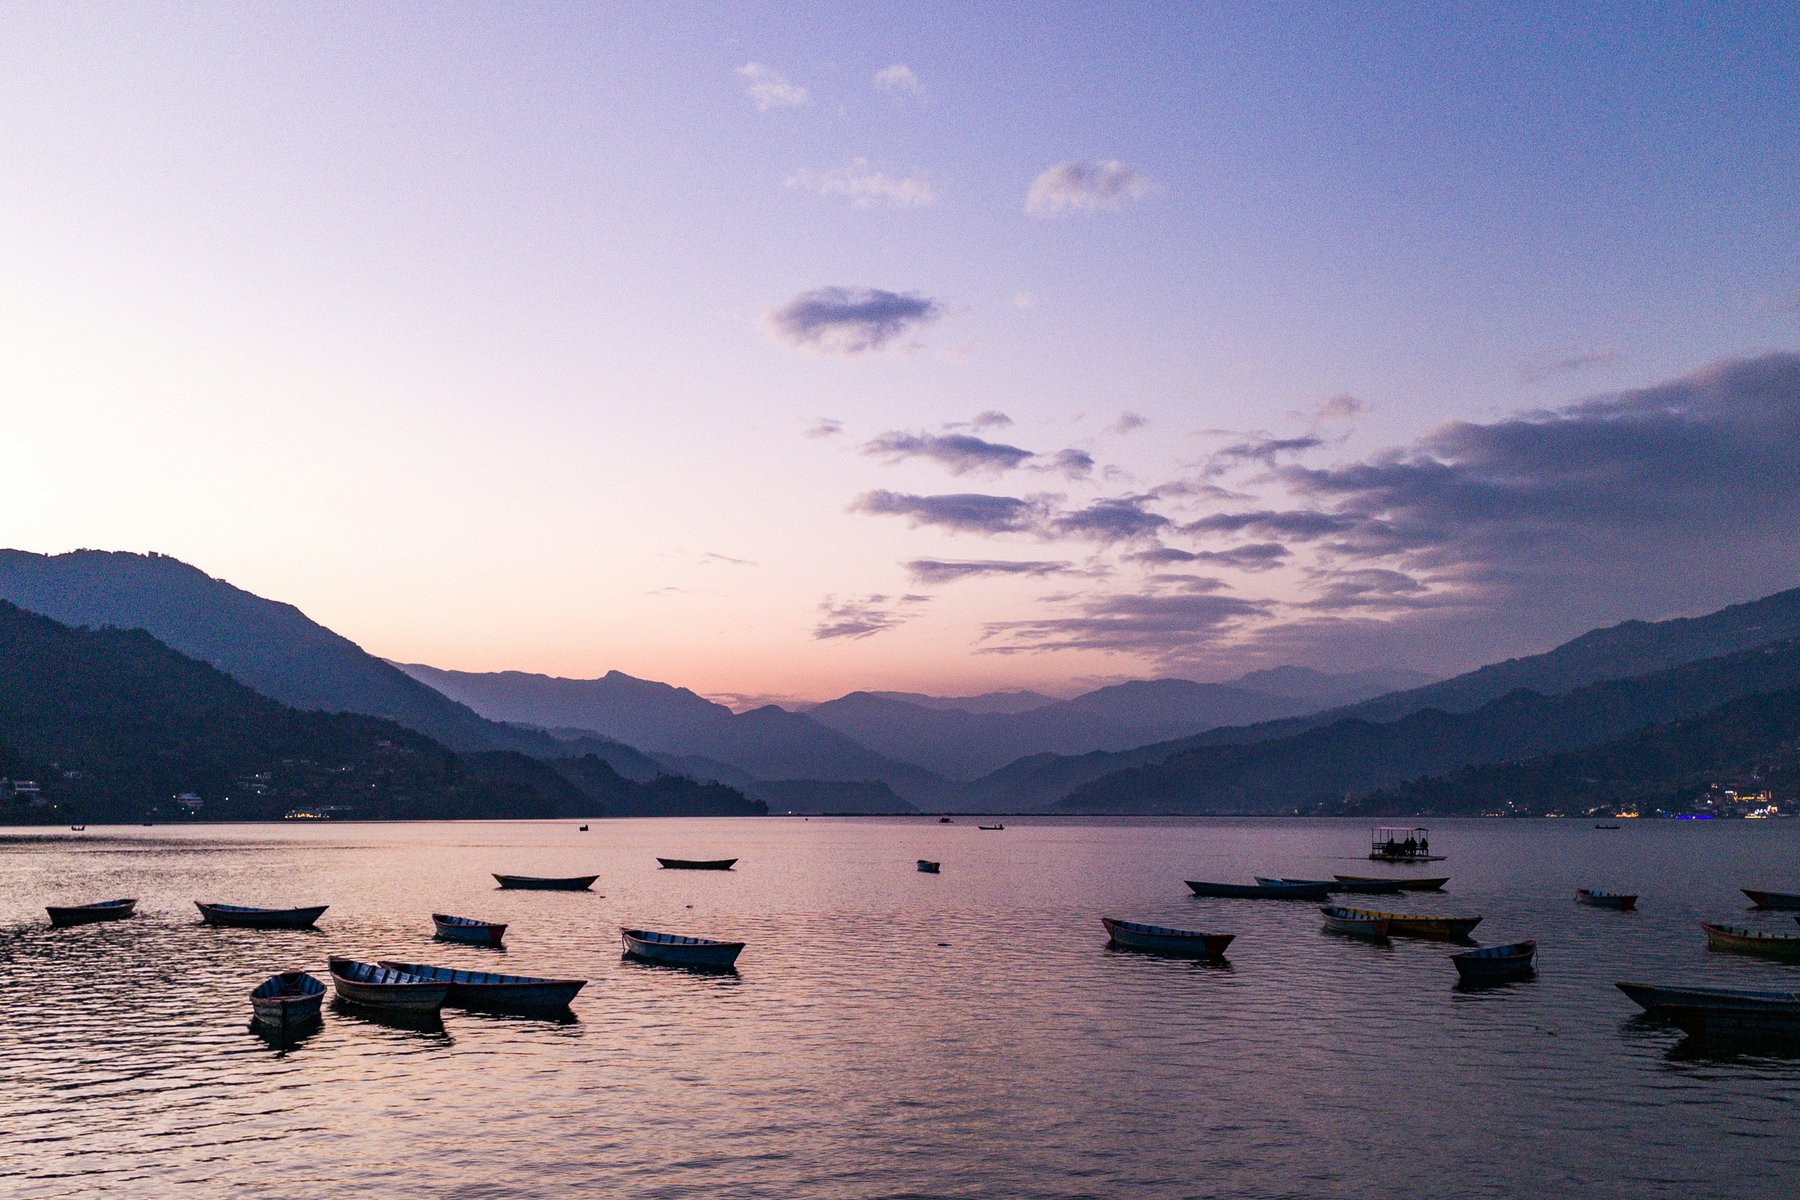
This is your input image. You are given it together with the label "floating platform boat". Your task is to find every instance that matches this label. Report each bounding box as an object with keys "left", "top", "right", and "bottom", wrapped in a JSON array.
[
  {"left": 620, "top": 927, "right": 744, "bottom": 969},
  {"left": 432, "top": 913, "right": 507, "bottom": 947},
  {"left": 378, "top": 961, "right": 586, "bottom": 1012},
  {"left": 656, "top": 858, "right": 737, "bottom": 871},
  {"left": 1259, "top": 876, "right": 1403, "bottom": 895},
  {"left": 978, "top": 824, "right": 1005, "bottom": 831},
  {"left": 1618, "top": 981, "right": 1800, "bottom": 1039},
  {"left": 196, "top": 901, "right": 328, "bottom": 929},
  {"left": 250, "top": 970, "right": 326, "bottom": 1030},
  {"left": 46, "top": 898, "right": 136, "bottom": 927},
  {"left": 1320, "top": 905, "right": 1390, "bottom": 939},
  {"left": 1367, "top": 825, "right": 1445, "bottom": 862},
  {"left": 1742, "top": 888, "right": 1800, "bottom": 910},
  {"left": 492, "top": 874, "right": 598, "bottom": 891},
  {"left": 1334, "top": 875, "right": 1448, "bottom": 892},
  {"left": 327, "top": 957, "right": 450, "bottom": 1012},
  {"left": 1577, "top": 888, "right": 1638, "bottom": 910},
  {"left": 1186, "top": 879, "right": 1331, "bottom": 900},
  {"left": 1701, "top": 922, "right": 1800, "bottom": 961},
  {"left": 1334, "top": 906, "right": 1481, "bottom": 939},
  {"left": 917, "top": 859, "right": 941, "bottom": 873},
  {"left": 1452, "top": 940, "right": 1536, "bottom": 983},
  {"left": 1101, "top": 917, "right": 1233, "bottom": 960}
]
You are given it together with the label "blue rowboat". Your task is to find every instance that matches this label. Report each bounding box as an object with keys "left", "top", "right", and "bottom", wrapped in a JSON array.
[
  {"left": 1102, "top": 917, "right": 1233, "bottom": 960},
  {"left": 1258, "top": 876, "right": 1403, "bottom": 895},
  {"left": 197, "top": 901, "right": 327, "bottom": 929},
  {"left": 493, "top": 874, "right": 597, "bottom": 891},
  {"left": 1742, "top": 888, "right": 1800, "bottom": 910},
  {"left": 1452, "top": 939, "right": 1536, "bottom": 982},
  {"left": 656, "top": 858, "right": 737, "bottom": 871},
  {"left": 621, "top": 927, "right": 744, "bottom": 969},
  {"left": 249, "top": 970, "right": 326, "bottom": 1030},
  {"left": 327, "top": 957, "right": 449, "bottom": 1012},
  {"left": 1618, "top": 981, "right": 1800, "bottom": 1039},
  {"left": 432, "top": 913, "right": 507, "bottom": 947},
  {"left": 1186, "top": 880, "right": 1330, "bottom": 900},
  {"left": 47, "top": 898, "right": 136, "bottom": 927},
  {"left": 379, "top": 961, "right": 586, "bottom": 1012}
]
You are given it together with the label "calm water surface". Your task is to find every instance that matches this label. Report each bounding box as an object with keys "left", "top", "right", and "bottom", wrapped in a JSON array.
[{"left": 2, "top": 817, "right": 1797, "bottom": 1198}]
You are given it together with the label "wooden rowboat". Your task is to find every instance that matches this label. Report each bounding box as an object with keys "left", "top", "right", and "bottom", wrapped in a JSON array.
[
  {"left": 1618, "top": 981, "right": 1800, "bottom": 1039},
  {"left": 327, "top": 956, "right": 450, "bottom": 1012},
  {"left": 493, "top": 874, "right": 598, "bottom": 891},
  {"left": 1742, "top": 888, "right": 1800, "bottom": 910},
  {"left": 656, "top": 858, "right": 738, "bottom": 871},
  {"left": 1452, "top": 940, "right": 1536, "bottom": 982},
  {"left": 432, "top": 913, "right": 507, "bottom": 947},
  {"left": 1334, "top": 875, "right": 1448, "bottom": 892},
  {"left": 1102, "top": 917, "right": 1233, "bottom": 960},
  {"left": 1186, "top": 879, "right": 1331, "bottom": 900},
  {"left": 917, "top": 859, "right": 941, "bottom": 873},
  {"left": 46, "top": 898, "right": 137, "bottom": 927},
  {"left": 379, "top": 961, "right": 586, "bottom": 1012},
  {"left": 620, "top": 927, "right": 744, "bottom": 969},
  {"left": 1320, "top": 905, "right": 1390, "bottom": 939},
  {"left": 196, "top": 901, "right": 328, "bottom": 929},
  {"left": 1259, "top": 876, "right": 1403, "bottom": 895},
  {"left": 1701, "top": 922, "right": 1800, "bottom": 961},
  {"left": 977, "top": 824, "right": 1005, "bottom": 830},
  {"left": 1577, "top": 888, "right": 1638, "bottom": 910},
  {"left": 1335, "top": 906, "right": 1481, "bottom": 939},
  {"left": 249, "top": 970, "right": 326, "bottom": 1030}
]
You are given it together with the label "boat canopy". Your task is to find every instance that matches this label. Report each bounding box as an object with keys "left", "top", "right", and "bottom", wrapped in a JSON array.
[{"left": 1371, "top": 826, "right": 1431, "bottom": 855}]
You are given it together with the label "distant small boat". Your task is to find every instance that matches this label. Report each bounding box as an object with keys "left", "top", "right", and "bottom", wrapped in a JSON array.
[
  {"left": 250, "top": 970, "right": 326, "bottom": 1030},
  {"left": 1594, "top": 823, "right": 1622, "bottom": 830},
  {"left": 1320, "top": 905, "right": 1390, "bottom": 939},
  {"left": 620, "top": 926, "right": 744, "bottom": 969},
  {"left": 1335, "top": 875, "right": 1448, "bottom": 892},
  {"left": 378, "top": 961, "right": 586, "bottom": 1012},
  {"left": 327, "top": 957, "right": 450, "bottom": 1012},
  {"left": 1367, "top": 825, "right": 1445, "bottom": 862},
  {"left": 578, "top": 825, "right": 589, "bottom": 832},
  {"left": 938, "top": 816, "right": 953, "bottom": 823},
  {"left": 1701, "top": 922, "right": 1800, "bottom": 961},
  {"left": 432, "top": 912, "right": 507, "bottom": 947},
  {"left": 1618, "top": 981, "right": 1800, "bottom": 1039},
  {"left": 1186, "top": 879, "right": 1331, "bottom": 900},
  {"left": 917, "top": 859, "right": 941, "bottom": 873},
  {"left": 656, "top": 857, "right": 738, "bottom": 871},
  {"left": 1453, "top": 940, "right": 1537, "bottom": 983},
  {"left": 69, "top": 825, "right": 85, "bottom": 831},
  {"left": 978, "top": 824, "right": 1004, "bottom": 831},
  {"left": 1577, "top": 888, "right": 1638, "bottom": 910},
  {"left": 493, "top": 874, "right": 598, "bottom": 891},
  {"left": 196, "top": 901, "right": 328, "bottom": 929},
  {"left": 1742, "top": 888, "right": 1800, "bottom": 910},
  {"left": 46, "top": 898, "right": 136, "bottom": 927},
  {"left": 1259, "top": 876, "right": 1402, "bottom": 895},
  {"left": 1102, "top": 917, "right": 1233, "bottom": 960},
  {"left": 1335, "top": 906, "right": 1481, "bottom": 939}
]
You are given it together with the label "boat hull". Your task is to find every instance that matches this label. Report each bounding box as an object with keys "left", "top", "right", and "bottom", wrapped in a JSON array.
[
  {"left": 656, "top": 858, "right": 737, "bottom": 871},
  {"left": 1259, "top": 876, "right": 1402, "bottom": 895},
  {"left": 1619, "top": 981, "right": 1800, "bottom": 1039},
  {"left": 328, "top": 958, "right": 449, "bottom": 1012},
  {"left": 1701, "top": 922, "right": 1800, "bottom": 961},
  {"left": 1102, "top": 918, "right": 1233, "bottom": 960},
  {"left": 196, "top": 902, "right": 328, "bottom": 929},
  {"left": 249, "top": 972, "right": 327, "bottom": 1029},
  {"left": 493, "top": 874, "right": 598, "bottom": 891},
  {"left": 46, "top": 899, "right": 137, "bottom": 927},
  {"left": 1336, "top": 906, "right": 1481, "bottom": 939},
  {"left": 379, "top": 961, "right": 586, "bottom": 1012},
  {"left": 917, "top": 860, "right": 940, "bottom": 873},
  {"left": 621, "top": 928, "right": 744, "bottom": 968},
  {"left": 432, "top": 914, "right": 506, "bottom": 947},
  {"left": 1320, "top": 906, "right": 1390, "bottom": 938},
  {"left": 1453, "top": 941, "right": 1536, "bottom": 982},
  {"left": 1742, "top": 889, "right": 1800, "bottom": 910},
  {"left": 1577, "top": 890, "right": 1638, "bottom": 910},
  {"left": 1186, "top": 880, "right": 1331, "bottom": 900},
  {"left": 1334, "top": 875, "right": 1448, "bottom": 892}
]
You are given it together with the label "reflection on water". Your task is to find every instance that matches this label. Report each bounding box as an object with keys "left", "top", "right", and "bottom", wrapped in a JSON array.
[{"left": 2, "top": 816, "right": 1799, "bottom": 1198}]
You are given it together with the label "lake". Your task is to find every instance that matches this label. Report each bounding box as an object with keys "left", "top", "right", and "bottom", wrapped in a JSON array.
[{"left": 2, "top": 816, "right": 1797, "bottom": 1198}]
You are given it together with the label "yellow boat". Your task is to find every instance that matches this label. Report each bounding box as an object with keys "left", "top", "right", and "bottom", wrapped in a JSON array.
[{"left": 1336, "top": 906, "right": 1481, "bottom": 939}]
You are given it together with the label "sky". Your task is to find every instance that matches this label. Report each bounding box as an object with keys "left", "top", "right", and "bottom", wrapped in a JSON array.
[{"left": 3, "top": 2, "right": 1799, "bottom": 703}]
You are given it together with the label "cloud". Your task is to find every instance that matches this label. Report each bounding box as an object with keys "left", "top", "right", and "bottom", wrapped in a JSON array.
[
  {"left": 785, "top": 159, "right": 937, "bottom": 208},
  {"left": 1206, "top": 433, "right": 1327, "bottom": 475},
  {"left": 1182, "top": 509, "right": 1360, "bottom": 540},
  {"left": 1314, "top": 393, "right": 1364, "bottom": 422},
  {"left": 864, "top": 431, "right": 1035, "bottom": 475},
  {"left": 1296, "top": 567, "right": 1432, "bottom": 610},
  {"left": 1035, "top": 448, "right": 1095, "bottom": 480},
  {"left": 814, "top": 593, "right": 927, "bottom": 640},
  {"left": 1521, "top": 347, "right": 1620, "bottom": 384},
  {"left": 805, "top": 418, "right": 844, "bottom": 439},
  {"left": 1026, "top": 160, "right": 1156, "bottom": 217},
  {"left": 905, "top": 558, "right": 1075, "bottom": 585},
  {"left": 852, "top": 490, "right": 1050, "bottom": 535},
  {"left": 1109, "top": 411, "right": 1149, "bottom": 435},
  {"left": 1128, "top": 542, "right": 1291, "bottom": 572},
  {"left": 981, "top": 587, "right": 1271, "bottom": 656},
  {"left": 1049, "top": 496, "right": 1170, "bottom": 542},
  {"left": 971, "top": 410, "right": 1013, "bottom": 430},
  {"left": 737, "top": 63, "right": 810, "bottom": 111},
  {"left": 700, "top": 552, "right": 756, "bottom": 567},
  {"left": 769, "top": 287, "right": 943, "bottom": 354},
  {"left": 873, "top": 64, "right": 925, "bottom": 99}
]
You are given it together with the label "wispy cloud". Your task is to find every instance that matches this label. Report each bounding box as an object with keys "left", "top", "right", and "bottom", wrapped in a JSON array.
[
  {"left": 1313, "top": 393, "right": 1364, "bottom": 423},
  {"left": 851, "top": 490, "right": 1050, "bottom": 535},
  {"left": 737, "top": 63, "right": 810, "bottom": 111},
  {"left": 1109, "top": 411, "right": 1149, "bottom": 435},
  {"left": 700, "top": 552, "right": 757, "bottom": 567},
  {"left": 769, "top": 287, "right": 942, "bottom": 354},
  {"left": 1521, "top": 347, "right": 1620, "bottom": 384},
  {"left": 970, "top": 410, "right": 1013, "bottom": 430},
  {"left": 1128, "top": 542, "right": 1291, "bottom": 572},
  {"left": 814, "top": 593, "right": 928, "bottom": 640},
  {"left": 1205, "top": 433, "right": 1327, "bottom": 475},
  {"left": 873, "top": 63, "right": 925, "bottom": 99},
  {"left": 785, "top": 159, "right": 937, "bottom": 208},
  {"left": 1049, "top": 496, "right": 1170, "bottom": 542},
  {"left": 905, "top": 558, "right": 1075, "bottom": 585},
  {"left": 1026, "top": 160, "right": 1156, "bottom": 217},
  {"left": 864, "top": 431, "right": 1035, "bottom": 475},
  {"left": 982, "top": 587, "right": 1270, "bottom": 657},
  {"left": 805, "top": 418, "right": 844, "bottom": 439}
]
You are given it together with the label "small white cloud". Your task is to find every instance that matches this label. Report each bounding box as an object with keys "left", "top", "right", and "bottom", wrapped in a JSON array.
[
  {"left": 1012, "top": 291, "right": 1038, "bottom": 309},
  {"left": 737, "top": 63, "right": 810, "bottom": 111},
  {"left": 873, "top": 64, "right": 925, "bottom": 99},
  {"left": 1026, "top": 160, "right": 1156, "bottom": 217},
  {"left": 785, "top": 159, "right": 937, "bottom": 208}
]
